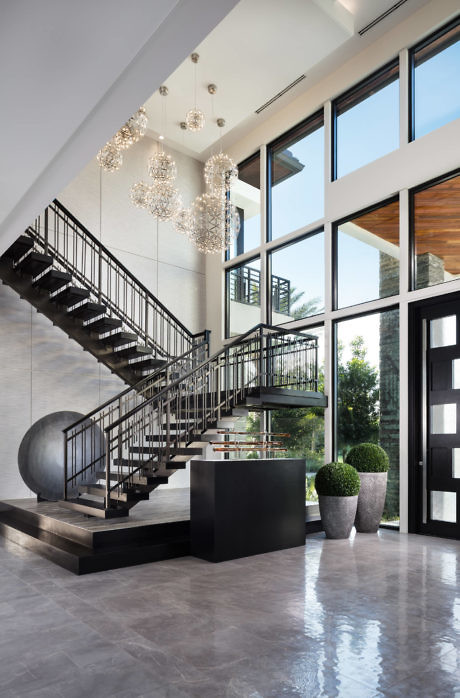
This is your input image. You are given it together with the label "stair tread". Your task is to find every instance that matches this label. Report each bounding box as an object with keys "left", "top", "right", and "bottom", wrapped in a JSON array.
[
  {"left": 100, "top": 331, "right": 138, "bottom": 347},
  {"left": 15, "top": 251, "right": 53, "bottom": 275},
  {"left": 86, "top": 317, "right": 123, "bottom": 333},
  {"left": 50, "top": 286, "right": 90, "bottom": 306},
  {"left": 67, "top": 302, "right": 106, "bottom": 320},
  {"left": 115, "top": 345, "right": 153, "bottom": 359},
  {"left": 33, "top": 269, "right": 72, "bottom": 292},
  {"left": 2, "top": 235, "right": 34, "bottom": 261}
]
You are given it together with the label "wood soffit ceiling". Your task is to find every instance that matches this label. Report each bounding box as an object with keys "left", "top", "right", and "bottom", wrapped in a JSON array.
[{"left": 350, "top": 177, "right": 460, "bottom": 275}]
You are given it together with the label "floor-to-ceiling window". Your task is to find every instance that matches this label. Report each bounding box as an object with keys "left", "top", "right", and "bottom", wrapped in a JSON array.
[
  {"left": 269, "top": 111, "right": 324, "bottom": 241},
  {"left": 410, "top": 16, "right": 460, "bottom": 140},
  {"left": 335, "top": 310, "right": 400, "bottom": 523},
  {"left": 225, "top": 257, "right": 261, "bottom": 337},
  {"left": 333, "top": 60, "right": 399, "bottom": 179},
  {"left": 335, "top": 198, "right": 400, "bottom": 309}
]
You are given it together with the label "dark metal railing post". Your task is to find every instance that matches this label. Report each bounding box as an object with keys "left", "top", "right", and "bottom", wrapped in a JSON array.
[
  {"left": 44, "top": 208, "right": 49, "bottom": 255},
  {"left": 63, "top": 433, "right": 68, "bottom": 501},
  {"left": 98, "top": 250, "right": 102, "bottom": 303},
  {"left": 105, "top": 432, "right": 111, "bottom": 508}
]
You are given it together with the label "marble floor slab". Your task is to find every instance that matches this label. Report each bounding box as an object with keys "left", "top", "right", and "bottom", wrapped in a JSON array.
[{"left": 0, "top": 529, "right": 459, "bottom": 697}]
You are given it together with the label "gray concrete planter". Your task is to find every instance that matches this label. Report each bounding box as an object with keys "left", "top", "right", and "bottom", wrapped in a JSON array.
[
  {"left": 318, "top": 495, "right": 358, "bottom": 539},
  {"left": 355, "top": 471, "right": 388, "bottom": 533}
]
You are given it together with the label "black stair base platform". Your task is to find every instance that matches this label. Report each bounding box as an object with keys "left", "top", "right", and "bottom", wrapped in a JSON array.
[{"left": 0, "top": 499, "right": 190, "bottom": 575}]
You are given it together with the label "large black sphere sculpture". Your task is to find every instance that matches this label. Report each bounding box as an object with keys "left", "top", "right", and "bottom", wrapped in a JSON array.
[{"left": 18, "top": 411, "right": 103, "bottom": 501}]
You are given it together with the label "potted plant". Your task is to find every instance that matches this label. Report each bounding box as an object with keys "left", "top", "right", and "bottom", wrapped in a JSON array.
[
  {"left": 315, "top": 462, "right": 360, "bottom": 539},
  {"left": 345, "top": 443, "right": 389, "bottom": 533}
]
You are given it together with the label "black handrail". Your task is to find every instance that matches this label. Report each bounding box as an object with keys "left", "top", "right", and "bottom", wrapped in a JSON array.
[
  {"left": 63, "top": 335, "right": 210, "bottom": 433},
  {"left": 53, "top": 199, "right": 193, "bottom": 337},
  {"left": 107, "top": 323, "right": 316, "bottom": 430}
]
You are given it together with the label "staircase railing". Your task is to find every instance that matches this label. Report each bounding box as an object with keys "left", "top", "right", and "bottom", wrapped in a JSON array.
[
  {"left": 27, "top": 199, "right": 204, "bottom": 358},
  {"left": 64, "top": 324, "right": 319, "bottom": 507},
  {"left": 63, "top": 336, "right": 209, "bottom": 500}
]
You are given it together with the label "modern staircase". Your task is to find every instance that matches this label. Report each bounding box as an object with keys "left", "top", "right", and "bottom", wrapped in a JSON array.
[
  {"left": 62, "top": 324, "right": 325, "bottom": 518},
  {"left": 0, "top": 200, "right": 206, "bottom": 385},
  {"left": 0, "top": 200, "right": 326, "bottom": 520}
]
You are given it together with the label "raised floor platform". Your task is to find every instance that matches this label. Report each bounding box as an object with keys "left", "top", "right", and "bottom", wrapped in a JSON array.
[
  {"left": 0, "top": 489, "right": 190, "bottom": 575},
  {"left": 0, "top": 489, "right": 321, "bottom": 575}
]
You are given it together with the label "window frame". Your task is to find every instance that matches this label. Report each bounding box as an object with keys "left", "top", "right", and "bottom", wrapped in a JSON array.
[
  {"left": 332, "top": 194, "right": 400, "bottom": 311},
  {"left": 267, "top": 109, "right": 324, "bottom": 242},
  {"left": 409, "top": 166, "right": 460, "bottom": 291},
  {"left": 225, "top": 150, "right": 261, "bottom": 262},
  {"left": 225, "top": 255, "right": 261, "bottom": 339},
  {"left": 267, "top": 227, "right": 325, "bottom": 326},
  {"left": 331, "top": 58, "right": 400, "bottom": 181},
  {"left": 409, "top": 15, "right": 460, "bottom": 142}
]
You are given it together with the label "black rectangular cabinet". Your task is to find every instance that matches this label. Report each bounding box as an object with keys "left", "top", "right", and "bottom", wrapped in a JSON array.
[{"left": 190, "top": 458, "right": 306, "bottom": 562}]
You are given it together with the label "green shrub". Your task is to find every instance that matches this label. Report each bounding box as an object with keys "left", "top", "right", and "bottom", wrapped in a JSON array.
[
  {"left": 315, "top": 462, "right": 360, "bottom": 497},
  {"left": 345, "top": 443, "right": 389, "bottom": 473}
]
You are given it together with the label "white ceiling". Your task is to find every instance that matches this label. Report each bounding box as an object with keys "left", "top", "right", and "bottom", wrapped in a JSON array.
[
  {"left": 0, "top": 0, "right": 238, "bottom": 255},
  {"left": 144, "top": 0, "right": 432, "bottom": 160}
]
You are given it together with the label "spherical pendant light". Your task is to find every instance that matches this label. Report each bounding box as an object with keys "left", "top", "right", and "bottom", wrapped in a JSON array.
[
  {"left": 149, "top": 181, "right": 182, "bottom": 222},
  {"left": 148, "top": 151, "right": 177, "bottom": 182},
  {"left": 130, "top": 181, "right": 152, "bottom": 209},
  {"left": 97, "top": 141, "right": 123, "bottom": 172},
  {"left": 114, "top": 107, "right": 148, "bottom": 149},
  {"left": 189, "top": 192, "right": 235, "bottom": 254},
  {"left": 185, "top": 108, "right": 205, "bottom": 133},
  {"left": 204, "top": 152, "right": 238, "bottom": 193}
]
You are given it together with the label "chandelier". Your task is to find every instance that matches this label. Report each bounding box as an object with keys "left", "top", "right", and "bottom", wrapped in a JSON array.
[
  {"left": 97, "top": 140, "right": 123, "bottom": 172},
  {"left": 189, "top": 193, "right": 239, "bottom": 254},
  {"left": 148, "top": 151, "right": 177, "bottom": 182},
  {"left": 185, "top": 54, "right": 205, "bottom": 133},
  {"left": 204, "top": 152, "right": 238, "bottom": 193},
  {"left": 149, "top": 180, "right": 182, "bottom": 222},
  {"left": 97, "top": 107, "right": 148, "bottom": 172},
  {"left": 130, "top": 181, "right": 152, "bottom": 209}
]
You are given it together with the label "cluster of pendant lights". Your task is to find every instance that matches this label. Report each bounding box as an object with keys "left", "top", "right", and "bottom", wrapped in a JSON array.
[
  {"left": 128, "top": 53, "right": 240, "bottom": 254},
  {"left": 97, "top": 53, "right": 240, "bottom": 253},
  {"left": 97, "top": 108, "right": 148, "bottom": 172}
]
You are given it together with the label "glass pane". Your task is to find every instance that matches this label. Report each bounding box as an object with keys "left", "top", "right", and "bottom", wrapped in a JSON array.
[
  {"left": 413, "top": 173, "right": 460, "bottom": 291},
  {"left": 336, "top": 309, "right": 400, "bottom": 524},
  {"left": 226, "top": 259, "right": 261, "bottom": 337},
  {"left": 228, "top": 154, "right": 260, "bottom": 260},
  {"left": 264, "top": 327, "right": 325, "bottom": 510},
  {"left": 431, "top": 404, "right": 456, "bottom": 434},
  {"left": 430, "top": 316, "right": 456, "bottom": 348},
  {"left": 453, "top": 359, "right": 460, "bottom": 389},
  {"left": 412, "top": 21, "right": 460, "bottom": 139},
  {"left": 336, "top": 199, "right": 399, "bottom": 309},
  {"left": 270, "top": 114, "right": 324, "bottom": 240},
  {"left": 431, "top": 491, "right": 456, "bottom": 523},
  {"left": 270, "top": 232, "right": 324, "bottom": 324},
  {"left": 335, "top": 63, "right": 399, "bottom": 178},
  {"left": 452, "top": 449, "right": 460, "bottom": 478}
]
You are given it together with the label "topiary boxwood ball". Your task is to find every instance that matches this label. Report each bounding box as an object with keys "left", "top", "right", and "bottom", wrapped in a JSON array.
[
  {"left": 345, "top": 443, "right": 389, "bottom": 473},
  {"left": 315, "top": 462, "right": 360, "bottom": 497}
]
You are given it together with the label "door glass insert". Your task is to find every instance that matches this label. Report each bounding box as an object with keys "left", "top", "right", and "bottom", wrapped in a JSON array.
[
  {"left": 430, "top": 316, "right": 456, "bottom": 348},
  {"left": 431, "top": 403, "right": 456, "bottom": 434},
  {"left": 431, "top": 491, "right": 457, "bottom": 523},
  {"left": 452, "top": 359, "right": 460, "bottom": 389},
  {"left": 453, "top": 449, "right": 460, "bottom": 478}
]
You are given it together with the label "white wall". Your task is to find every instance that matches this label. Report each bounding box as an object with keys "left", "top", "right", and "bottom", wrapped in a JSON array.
[{"left": 0, "top": 137, "right": 206, "bottom": 499}]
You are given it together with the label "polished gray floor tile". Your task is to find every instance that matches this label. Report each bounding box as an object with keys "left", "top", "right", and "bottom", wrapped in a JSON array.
[{"left": 0, "top": 531, "right": 459, "bottom": 697}]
